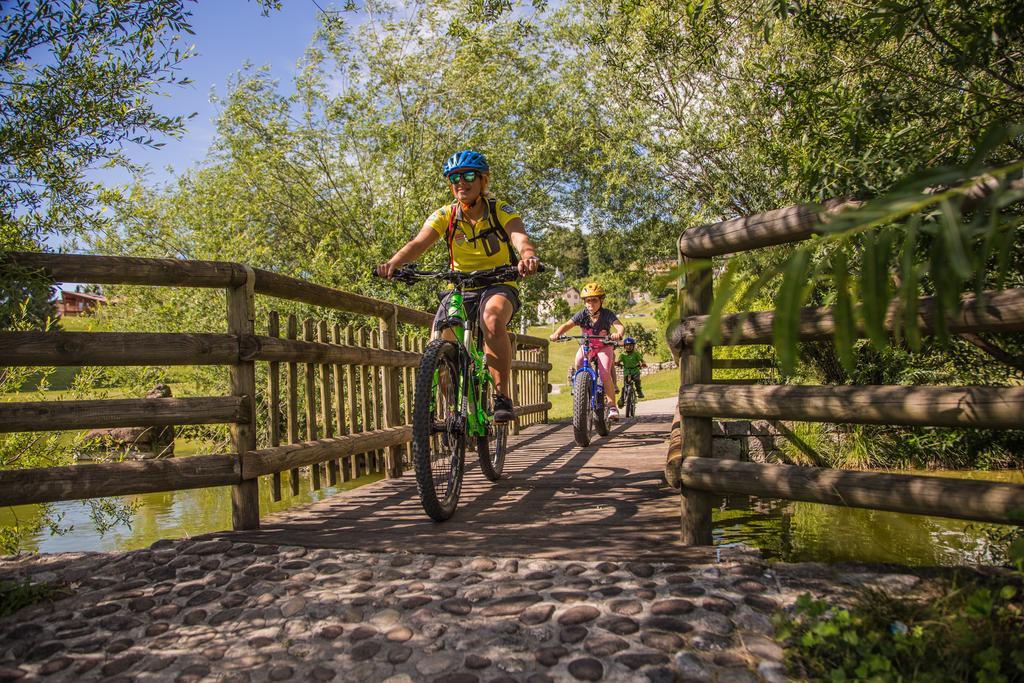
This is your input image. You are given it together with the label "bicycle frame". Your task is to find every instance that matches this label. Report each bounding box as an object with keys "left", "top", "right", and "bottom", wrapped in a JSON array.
[
  {"left": 435, "top": 289, "right": 493, "bottom": 438},
  {"left": 569, "top": 335, "right": 605, "bottom": 410}
]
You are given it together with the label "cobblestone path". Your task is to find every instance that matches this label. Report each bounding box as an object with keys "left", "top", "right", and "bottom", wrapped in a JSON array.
[{"left": 0, "top": 538, "right": 929, "bottom": 682}]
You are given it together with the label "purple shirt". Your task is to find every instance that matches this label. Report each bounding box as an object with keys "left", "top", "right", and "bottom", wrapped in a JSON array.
[{"left": 571, "top": 308, "right": 620, "bottom": 337}]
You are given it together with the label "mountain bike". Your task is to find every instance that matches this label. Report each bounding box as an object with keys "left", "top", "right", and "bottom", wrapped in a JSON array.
[
  {"left": 620, "top": 374, "right": 638, "bottom": 418},
  {"left": 555, "top": 334, "right": 618, "bottom": 447},
  {"left": 378, "top": 263, "right": 541, "bottom": 521}
]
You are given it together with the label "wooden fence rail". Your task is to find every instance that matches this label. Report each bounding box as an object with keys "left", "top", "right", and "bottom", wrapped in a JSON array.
[
  {"left": 671, "top": 182, "right": 1024, "bottom": 544},
  {"left": 0, "top": 251, "right": 550, "bottom": 528}
]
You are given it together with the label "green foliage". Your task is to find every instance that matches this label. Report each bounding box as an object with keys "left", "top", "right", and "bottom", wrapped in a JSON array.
[
  {"left": 0, "top": 579, "right": 68, "bottom": 618},
  {"left": 621, "top": 322, "right": 656, "bottom": 356},
  {"left": 777, "top": 577, "right": 1024, "bottom": 682}
]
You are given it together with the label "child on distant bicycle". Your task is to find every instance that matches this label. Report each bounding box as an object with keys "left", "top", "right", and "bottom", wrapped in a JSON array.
[
  {"left": 616, "top": 337, "right": 647, "bottom": 406},
  {"left": 376, "top": 150, "right": 541, "bottom": 424},
  {"left": 549, "top": 282, "right": 625, "bottom": 420}
]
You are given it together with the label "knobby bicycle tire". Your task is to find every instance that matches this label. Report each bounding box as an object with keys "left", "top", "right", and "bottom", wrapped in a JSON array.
[
  {"left": 477, "top": 381, "right": 507, "bottom": 481},
  {"left": 572, "top": 372, "right": 592, "bottom": 447},
  {"left": 412, "top": 339, "right": 465, "bottom": 521},
  {"left": 625, "top": 381, "right": 637, "bottom": 418}
]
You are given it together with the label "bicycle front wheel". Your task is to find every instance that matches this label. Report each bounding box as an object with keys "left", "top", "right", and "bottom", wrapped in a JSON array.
[
  {"left": 572, "top": 372, "right": 592, "bottom": 447},
  {"left": 412, "top": 339, "right": 465, "bottom": 521}
]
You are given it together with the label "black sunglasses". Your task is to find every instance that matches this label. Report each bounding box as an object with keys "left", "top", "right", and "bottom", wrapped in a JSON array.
[{"left": 448, "top": 171, "right": 478, "bottom": 184}]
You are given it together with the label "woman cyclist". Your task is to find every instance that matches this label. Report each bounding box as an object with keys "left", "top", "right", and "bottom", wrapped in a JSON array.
[
  {"left": 376, "top": 150, "right": 541, "bottom": 423},
  {"left": 549, "top": 282, "right": 625, "bottom": 420}
]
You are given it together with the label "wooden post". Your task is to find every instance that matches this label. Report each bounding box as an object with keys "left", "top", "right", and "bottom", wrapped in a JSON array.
[
  {"left": 359, "top": 327, "right": 372, "bottom": 474},
  {"left": 286, "top": 314, "right": 300, "bottom": 495},
  {"left": 227, "top": 273, "right": 260, "bottom": 530},
  {"left": 303, "top": 318, "right": 321, "bottom": 490},
  {"left": 678, "top": 243, "right": 714, "bottom": 545},
  {"left": 510, "top": 339, "right": 520, "bottom": 436},
  {"left": 370, "top": 329, "right": 384, "bottom": 472},
  {"left": 318, "top": 320, "right": 338, "bottom": 487},
  {"left": 333, "top": 324, "right": 350, "bottom": 483},
  {"left": 380, "top": 306, "right": 404, "bottom": 478},
  {"left": 345, "top": 326, "right": 359, "bottom": 479},
  {"left": 268, "top": 311, "right": 282, "bottom": 501}
]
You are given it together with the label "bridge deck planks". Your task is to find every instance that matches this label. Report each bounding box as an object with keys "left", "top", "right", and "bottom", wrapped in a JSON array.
[{"left": 221, "top": 415, "right": 753, "bottom": 564}]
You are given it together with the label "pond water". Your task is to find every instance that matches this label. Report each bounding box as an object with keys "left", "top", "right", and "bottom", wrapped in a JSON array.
[
  {"left": 2, "top": 468, "right": 1020, "bottom": 566},
  {"left": 713, "top": 469, "right": 1024, "bottom": 566}
]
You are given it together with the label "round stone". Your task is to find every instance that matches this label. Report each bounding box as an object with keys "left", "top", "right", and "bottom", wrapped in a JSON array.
[
  {"left": 468, "top": 559, "right": 495, "bottom": 572},
  {"left": 176, "top": 664, "right": 212, "bottom": 682},
  {"left": 640, "top": 630, "right": 684, "bottom": 652},
  {"left": 82, "top": 603, "right": 120, "bottom": 618},
  {"left": 635, "top": 589, "right": 656, "bottom": 600},
  {"left": 614, "top": 652, "right": 670, "bottom": 670},
  {"left": 651, "top": 599, "right": 695, "bottom": 616},
  {"left": 280, "top": 597, "right": 306, "bottom": 617},
  {"left": 743, "top": 594, "right": 777, "bottom": 612},
  {"left": 369, "top": 608, "right": 401, "bottom": 627},
  {"left": 479, "top": 594, "right": 542, "bottom": 617},
  {"left": 690, "top": 631, "right": 733, "bottom": 651},
  {"left": 349, "top": 625, "right": 378, "bottom": 642},
  {"left": 464, "top": 654, "right": 491, "bottom": 669},
  {"left": 400, "top": 595, "right": 433, "bottom": 610},
  {"left": 39, "top": 657, "right": 73, "bottom": 674},
  {"left": 559, "top": 625, "right": 588, "bottom": 644},
  {"left": 664, "top": 573, "right": 693, "bottom": 584},
  {"left": 644, "top": 616, "right": 693, "bottom": 634},
  {"left": 551, "top": 591, "right": 589, "bottom": 604},
  {"left": 351, "top": 641, "right": 382, "bottom": 661},
  {"left": 440, "top": 597, "right": 472, "bottom": 615},
  {"left": 535, "top": 645, "right": 567, "bottom": 667},
  {"left": 597, "top": 615, "right": 639, "bottom": 635},
  {"left": 185, "top": 589, "right": 221, "bottom": 607},
  {"left": 673, "top": 652, "right": 711, "bottom": 681},
  {"left": 519, "top": 603, "right": 555, "bottom": 625},
  {"left": 387, "top": 646, "right": 412, "bottom": 664},
  {"left": 626, "top": 562, "right": 655, "bottom": 578},
  {"left": 100, "top": 654, "right": 144, "bottom": 677},
  {"left": 594, "top": 586, "right": 623, "bottom": 597},
  {"left": 433, "top": 674, "right": 479, "bottom": 683},
  {"left": 416, "top": 652, "right": 459, "bottom": 676},
  {"left": 107, "top": 638, "right": 134, "bottom": 654},
  {"left": 524, "top": 571, "right": 554, "bottom": 581},
  {"left": 25, "top": 641, "right": 64, "bottom": 661},
  {"left": 464, "top": 585, "right": 493, "bottom": 602},
  {"left": 182, "top": 609, "right": 207, "bottom": 625},
  {"left": 310, "top": 665, "right": 336, "bottom": 681},
  {"left": 128, "top": 597, "right": 155, "bottom": 612},
  {"left": 281, "top": 560, "right": 310, "bottom": 570},
  {"left": 714, "top": 652, "right": 747, "bottom": 667},
  {"left": 595, "top": 562, "right": 618, "bottom": 574},
  {"left": 669, "top": 584, "right": 705, "bottom": 597},
  {"left": 268, "top": 665, "right": 294, "bottom": 680},
  {"left": 732, "top": 579, "right": 766, "bottom": 593},
  {"left": 567, "top": 657, "right": 604, "bottom": 681},
  {"left": 558, "top": 605, "right": 600, "bottom": 626},
  {"left": 386, "top": 625, "right": 412, "bottom": 642},
  {"left": 209, "top": 607, "right": 243, "bottom": 626},
  {"left": 609, "top": 599, "right": 642, "bottom": 616},
  {"left": 527, "top": 675, "right": 555, "bottom": 683},
  {"left": 149, "top": 622, "right": 172, "bottom": 637},
  {"left": 702, "top": 596, "right": 736, "bottom": 614},
  {"left": 583, "top": 633, "right": 629, "bottom": 657},
  {"left": 184, "top": 540, "right": 232, "bottom": 555}
]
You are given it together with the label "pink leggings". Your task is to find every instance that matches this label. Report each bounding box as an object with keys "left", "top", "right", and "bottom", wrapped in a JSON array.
[{"left": 575, "top": 344, "right": 617, "bottom": 397}]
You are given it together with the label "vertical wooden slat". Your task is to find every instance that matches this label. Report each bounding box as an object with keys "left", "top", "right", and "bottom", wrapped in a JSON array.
[
  {"left": 542, "top": 343, "right": 549, "bottom": 423},
  {"left": 345, "top": 326, "right": 359, "bottom": 480},
  {"left": 304, "top": 318, "right": 321, "bottom": 490},
  {"left": 318, "top": 320, "right": 338, "bottom": 487},
  {"left": 370, "top": 328, "right": 385, "bottom": 473},
  {"left": 380, "top": 308, "right": 404, "bottom": 478},
  {"left": 268, "top": 311, "right": 282, "bottom": 501},
  {"left": 359, "top": 327, "right": 372, "bottom": 474},
  {"left": 333, "top": 323, "right": 350, "bottom": 483},
  {"left": 679, "top": 246, "right": 714, "bottom": 546},
  {"left": 402, "top": 335, "right": 412, "bottom": 425},
  {"left": 227, "top": 278, "right": 259, "bottom": 530},
  {"left": 287, "top": 314, "right": 300, "bottom": 495}
]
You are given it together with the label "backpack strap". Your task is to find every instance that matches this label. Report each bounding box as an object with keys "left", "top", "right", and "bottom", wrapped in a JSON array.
[{"left": 444, "top": 199, "right": 519, "bottom": 268}]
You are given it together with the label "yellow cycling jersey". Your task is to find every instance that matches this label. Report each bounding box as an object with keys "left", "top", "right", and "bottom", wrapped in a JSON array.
[{"left": 426, "top": 199, "right": 521, "bottom": 285}]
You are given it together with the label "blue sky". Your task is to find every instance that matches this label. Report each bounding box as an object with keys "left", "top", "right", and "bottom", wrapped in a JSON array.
[{"left": 110, "top": 0, "right": 325, "bottom": 186}]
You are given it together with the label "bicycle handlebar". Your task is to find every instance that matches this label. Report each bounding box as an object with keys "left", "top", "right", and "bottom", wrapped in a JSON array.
[
  {"left": 374, "top": 262, "right": 546, "bottom": 287},
  {"left": 555, "top": 334, "right": 620, "bottom": 346}
]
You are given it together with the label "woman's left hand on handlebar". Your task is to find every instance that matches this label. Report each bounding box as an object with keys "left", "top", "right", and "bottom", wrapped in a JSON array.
[{"left": 518, "top": 255, "right": 540, "bottom": 277}]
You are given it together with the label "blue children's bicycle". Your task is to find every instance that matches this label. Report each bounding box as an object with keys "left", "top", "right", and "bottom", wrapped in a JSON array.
[{"left": 556, "top": 334, "right": 618, "bottom": 447}]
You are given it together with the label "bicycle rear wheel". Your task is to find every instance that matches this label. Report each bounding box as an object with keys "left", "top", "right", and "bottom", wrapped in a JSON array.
[
  {"left": 572, "top": 372, "right": 592, "bottom": 447},
  {"left": 412, "top": 339, "right": 465, "bottom": 521},
  {"left": 594, "top": 389, "right": 609, "bottom": 436},
  {"left": 477, "top": 382, "right": 507, "bottom": 481},
  {"left": 625, "top": 382, "right": 637, "bottom": 418}
]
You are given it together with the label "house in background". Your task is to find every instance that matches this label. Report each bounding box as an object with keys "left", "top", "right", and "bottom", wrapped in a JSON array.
[
  {"left": 536, "top": 285, "right": 581, "bottom": 323},
  {"left": 57, "top": 290, "right": 107, "bottom": 317}
]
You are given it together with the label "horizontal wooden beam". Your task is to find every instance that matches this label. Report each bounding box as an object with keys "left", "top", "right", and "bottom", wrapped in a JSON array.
[
  {"left": 511, "top": 333, "right": 551, "bottom": 350},
  {"left": 0, "top": 331, "right": 239, "bottom": 366},
  {"left": 0, "top": 455, "right": 239, "bottom": 507},
  {"left": 669, "top": 288, "right": 1024, "bottom": 349},
  {"left": 677, "top": 384, "right": 1024, "bottom": 429},
  {"left": 678, "top": 178, "right": 1024, "bottom": 258},
  {"left": 251, "top": 269, "right": 434, "bottom": 328},
  {"left": 514, "top": 401, "right": 553, "bottom": 418},
  {"left": 511, "top": 360, "right": 553, "bottom": 372},
  {"left": 243, "top": 426, "right": 413, "bottom": 478},
  {"left": 243, "top": 336, "right": 420, "bottom": 367},
  {"left": 710, "top": 379, "right": 762, "bottom": 385},
  {"left": 679, "top": 458, "right": 1024, "bottom": 526},
  {"left": 712, "top": 359, "right": 774, "bottom": 369},
  {"left": 0, "top": 397, "right": 248, "bottom": 433},
  {"left": 5, "top": 251, "right": 247, "bottom": 288}
]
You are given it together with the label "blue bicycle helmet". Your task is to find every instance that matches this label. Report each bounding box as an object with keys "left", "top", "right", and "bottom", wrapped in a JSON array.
[
  {"left": 443, "top": 150, "right": 489, "bottom": 177},
  {"left": 624, "top": 337, "right": 636, "bottom": 345}
]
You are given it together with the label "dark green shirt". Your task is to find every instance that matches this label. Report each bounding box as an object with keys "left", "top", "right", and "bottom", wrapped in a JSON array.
[{"left": 619, "top": 350, "right": 644, "bottom": 375}]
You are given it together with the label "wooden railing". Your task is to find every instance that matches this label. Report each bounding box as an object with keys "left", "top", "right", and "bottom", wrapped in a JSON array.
[
  {"left": 0, "top": 252, "right": 551, "bottom": 528},
  {"left": 667, "top": 197, "right": 1024, "bottom": 544}
]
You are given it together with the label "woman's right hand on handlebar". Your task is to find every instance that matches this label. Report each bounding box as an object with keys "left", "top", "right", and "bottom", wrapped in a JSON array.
[
  {"left": 549, "top": 333, "right": 561, "bottom": 342},
  {"left": 375, "top": 261, "right": 400, "bottom": 279}
]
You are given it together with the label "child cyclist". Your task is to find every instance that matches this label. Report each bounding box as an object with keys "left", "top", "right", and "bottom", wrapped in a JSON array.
[
  {"left": 549, "top": 282, "right": 625, "bottom": 420},
  {"left": 616, "top": 336, "right": 647, "bottom": 406}
]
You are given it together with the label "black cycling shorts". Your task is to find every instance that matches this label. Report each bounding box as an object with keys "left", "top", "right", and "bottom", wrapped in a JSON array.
[{"left": 433, "top": 284, "right": 521, "bottom": 333}]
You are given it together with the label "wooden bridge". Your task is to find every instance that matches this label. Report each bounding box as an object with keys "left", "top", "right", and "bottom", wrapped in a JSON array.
[{"left": 2, "top": 178, "right": 1024, "bottom": 552}]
